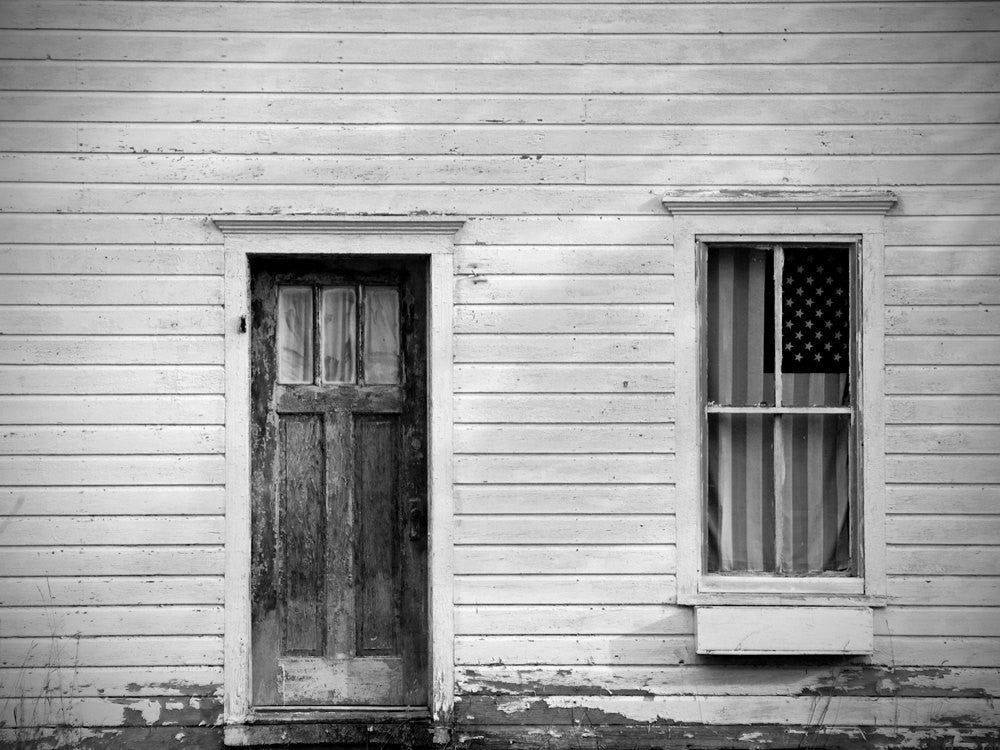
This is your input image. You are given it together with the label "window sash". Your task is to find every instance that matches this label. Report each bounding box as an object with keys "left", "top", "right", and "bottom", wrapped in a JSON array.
[{"left": 702, "top": 241, "right": 859, "bottom": 577}]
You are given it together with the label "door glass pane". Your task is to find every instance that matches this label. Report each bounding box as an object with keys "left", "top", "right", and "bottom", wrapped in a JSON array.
[
  {"left": 706, "top": 245, "right": 774, "bottom": 406},
  {"left": 706, "top": 413, "right": 776, "bottom": 573},
  {"left": 321, "top": 287, "right": 356, "bottom": 383},
  {"left": 364, "top": 287, "right": 401, "bottom": 384},
  {"left": 277, "top": 286, "right": 313, "bottom": 384},
  {"left": 781, "top": 245, "right": 851, "bottom": 406},
  {"left": 777, "top": 413, "right": 852, "bottom": 574}
]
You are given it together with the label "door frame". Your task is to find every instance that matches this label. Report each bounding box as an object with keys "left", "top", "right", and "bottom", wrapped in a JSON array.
[{"left": 217, "top": 217, "right": 462, "bottom": 737}]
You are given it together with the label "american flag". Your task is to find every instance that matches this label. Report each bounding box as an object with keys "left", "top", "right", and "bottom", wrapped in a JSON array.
[
  {"left": 781, "top": 248, "right": 850, "bottom": 374},
  {"left": 707, "top": 244, "right": 851, "bottom": 575}
]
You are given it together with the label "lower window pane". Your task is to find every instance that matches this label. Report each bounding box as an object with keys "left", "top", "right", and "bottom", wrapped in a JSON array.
[
  {"left": 706, "top": 414, "right": 776, "bottom": 573},
  {"left": 778, "top": 413, "right": 852, "bottom": 574}
]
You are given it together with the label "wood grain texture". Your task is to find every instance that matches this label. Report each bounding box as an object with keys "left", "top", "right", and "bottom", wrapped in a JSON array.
[
  {"left": 0, "top": 486, "right": 224, "bottom": 515},
  {"left": 4, "top": 3, "right": 998, "bottom": 34},
  {"left": 0, "top": 547, "right": 223, "bottom": 576},
  {"left": 0, "top": 365, "right": 223, "bottom": 395},
  {"left": 5, "top": 32, "right": 1000, "bottom": 65},
  {"left": 0, "top": 636, "right": 223, "bottom": 667},
  {"left": 0, "top": 336, "right": 223, "bottom": 365},
  {"left": 455, "top": 515, "right": 674, "bottom": 544},
  {"left": 0, "top": 606, "right": 224, "bottom": 637},
  {"left": 0, "top": 395, "right": 224, "bottom": 423},
  {"left": 0, "top": 666, "right": 223, "bottom": 698},
  {"left": 454, "top": 545, "right": 675, "bottom": 575},
  {"left": 5, "top": 92, "right": 997, "bottom": 126},
  {"left": 454, "top": 485, "right": 673, "bottom": 516},
  {"left": 457, "top": 663, "right": 1000, "bottom": 697},
  {"left": 0, "top": 306, "right": 223, "bottom": 335},
  {"left": 454, "top": 424, "right": 674, "bottom": 453},
  {"left": 0, "top": 576, "right": 223, "bottom": 606},
  {"left": 455, "top": 363, "right": 674, "bottom": 393},
  {"left": 0, "top": 425, "right": 224, "bottom": 454}
]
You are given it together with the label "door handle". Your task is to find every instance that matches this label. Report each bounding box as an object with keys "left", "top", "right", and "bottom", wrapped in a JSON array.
[{"left": 407, "top": 498, "right": 424, "bottom": 541}]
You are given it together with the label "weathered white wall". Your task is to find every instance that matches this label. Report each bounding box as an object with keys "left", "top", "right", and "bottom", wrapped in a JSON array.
[{"left": 0, "top": 0, "right": 997, "bottom": 747}]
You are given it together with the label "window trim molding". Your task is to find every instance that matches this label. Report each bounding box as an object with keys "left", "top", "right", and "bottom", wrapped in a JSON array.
[
  {"left": 216, "top": 217, "right": 463, "bottom": 738},
  {"left": 664, "top": 192, "right": 894, "bottom": 608}
]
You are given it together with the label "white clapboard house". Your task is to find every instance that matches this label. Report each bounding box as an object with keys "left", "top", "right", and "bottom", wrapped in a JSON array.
[{"left": 1, "top": 0, "right": 998, "bottom": 748}]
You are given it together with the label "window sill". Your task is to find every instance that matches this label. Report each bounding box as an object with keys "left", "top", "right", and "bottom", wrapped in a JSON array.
[
  {"left": 681, "top": 575, "right": 886, "bottom": 608},
  {"left": 695, "top": 605, "right": 874, "bottom": 655}
]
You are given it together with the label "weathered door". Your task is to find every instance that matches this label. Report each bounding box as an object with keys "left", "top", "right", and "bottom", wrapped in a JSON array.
[{"left": 249, "top": 255, "right": 428, "bottom": 707}]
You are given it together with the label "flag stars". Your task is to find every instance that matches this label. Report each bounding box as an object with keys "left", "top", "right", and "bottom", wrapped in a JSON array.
[{"left": 780, "top": 251, "right": 849, "bottom": 373}]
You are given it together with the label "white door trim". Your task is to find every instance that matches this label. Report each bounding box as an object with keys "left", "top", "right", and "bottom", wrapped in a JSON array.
[{"left": 218, "top": 218, "right": 462, "bottom": 733}]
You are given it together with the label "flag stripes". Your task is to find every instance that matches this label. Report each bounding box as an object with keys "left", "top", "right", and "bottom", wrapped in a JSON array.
[{"left": 706, "top": 244, "right": 851, "bottom": 574}]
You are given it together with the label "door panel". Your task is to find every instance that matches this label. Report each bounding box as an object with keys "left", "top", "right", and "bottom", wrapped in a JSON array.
[{"left": 250, "top": 256, "right": 428, "bottom": 708}]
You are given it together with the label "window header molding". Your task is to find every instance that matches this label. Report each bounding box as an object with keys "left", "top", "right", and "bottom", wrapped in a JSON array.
[
  {"left": 212, "top": 215, "right": 467, "bottom": 235},
  {"left": 662, "top": 189, "right": 897, "bottom": 215}
]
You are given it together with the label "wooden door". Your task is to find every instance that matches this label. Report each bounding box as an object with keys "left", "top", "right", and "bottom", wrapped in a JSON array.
[{"left": 249, "top": 255, "right": 428, "bottom": 708}]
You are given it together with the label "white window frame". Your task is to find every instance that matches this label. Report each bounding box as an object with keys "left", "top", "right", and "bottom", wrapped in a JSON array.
[
  {"left": 664, "top": 191, "right": 895, "bottom": 609},
  {"left": 215, "top": 217, "right": 463, "bottom": 740}
]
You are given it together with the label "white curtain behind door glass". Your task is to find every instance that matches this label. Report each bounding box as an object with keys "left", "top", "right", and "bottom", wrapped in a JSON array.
[
  {"left": 364, "top": 287, "right": 400, "bottom": 384},
  {"left": 322, "top": 287, "right": 356, "bottom": 383},
  {"left": 277, "top": 286, "right": 313, "bottom": 384}
]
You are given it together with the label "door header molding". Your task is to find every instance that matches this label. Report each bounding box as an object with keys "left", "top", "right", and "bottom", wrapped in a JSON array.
[{"left": 213, "top": 216, "right": 467, "bottom": 235}]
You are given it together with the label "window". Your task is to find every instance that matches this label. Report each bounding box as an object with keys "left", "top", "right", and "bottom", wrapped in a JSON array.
[
  {"left": 665, "top": 191, "right": 895, "bottom": 627},
  {"left": 704, "top": 242, "right": 857, "bottom": 577}
]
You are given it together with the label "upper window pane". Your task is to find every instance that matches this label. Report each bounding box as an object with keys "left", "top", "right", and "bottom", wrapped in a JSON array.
[
  {"left": 781, "top": 246, "right": 851, "bottom": 407},
  {"left": 363, "top": 287, "right": 401, "bottom": 385},
  {"left": 321, "top": 287, "right": 357, "bottom": 384},
  {"left": 277, "top": 286, "right": 313, "bottom": 384},
  {"left": 706, "top": 245, "right": 774, "bottom": 406}
]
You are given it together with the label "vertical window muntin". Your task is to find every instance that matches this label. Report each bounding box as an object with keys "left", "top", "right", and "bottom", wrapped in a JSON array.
[
  {"left": 276, "top": 283, "right": 403, "bottom": 386},
  {"left": 703, "top": 242, "right": 859, "bottom": 578}
]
